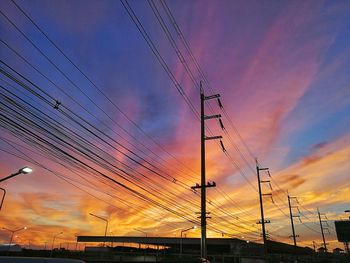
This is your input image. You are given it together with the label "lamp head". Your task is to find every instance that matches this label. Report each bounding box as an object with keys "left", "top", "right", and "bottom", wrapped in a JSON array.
[{"left": 20, "top": 167, "right": 32, "bottom": 174}]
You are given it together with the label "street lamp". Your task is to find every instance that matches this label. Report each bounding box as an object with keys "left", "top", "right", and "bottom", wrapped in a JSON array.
[
  {"left": 2, "top": 226, "right": 27, "bottom": 251},
  {"left": 180, "top": 226, "right": 197, "bottom": 256},
  {"left": 0, "top": 166, "right": 33, "bottom": 183},
  {"left": 51, "top": 231, "right": 63, "bottom": 257},
  {"left": 89, "top": 213, "right": 108, "bottom": 247}
]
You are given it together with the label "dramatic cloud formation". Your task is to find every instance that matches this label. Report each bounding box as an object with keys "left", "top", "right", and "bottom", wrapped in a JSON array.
[{"left": 0, "top": 0, "right": 349, "bottom": 251}]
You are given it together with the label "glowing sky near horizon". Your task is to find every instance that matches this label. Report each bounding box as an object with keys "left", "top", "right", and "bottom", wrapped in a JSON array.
[{"left": 0, "top": 0, "right": 350, "bottom": 251}]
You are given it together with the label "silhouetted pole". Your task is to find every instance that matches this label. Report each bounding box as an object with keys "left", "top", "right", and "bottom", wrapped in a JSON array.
[
  {"left": 256, "top": 160, "right": 269, "bottom": 258},
  {"left": 288, "top": 194, "right": 297, "bottom": 249},
  {"left": 200, "top": 83, "right": 207, "bottom": 260},
  {"left": 191, "top": 82, "right": 220, "bottom": 259},
  {"left": 317, "top": 208, "right": 327, "bottom": 252}
]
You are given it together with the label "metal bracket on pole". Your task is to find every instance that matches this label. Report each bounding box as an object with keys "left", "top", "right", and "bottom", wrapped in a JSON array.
[
  {"left": 204, "top": 114, "right": 222, "bottom": 120},
  {"left": 257, "top": 220, "right": 271, "bottom": 224},
  {"left": 205, "top": 136, "right": 223, "bottom": 141},
  {"left": 191, "top": 181, "right": 216, "bottom": 189},
  {"left": 204, "top": 94, "right": 220, "bottom": 100}
]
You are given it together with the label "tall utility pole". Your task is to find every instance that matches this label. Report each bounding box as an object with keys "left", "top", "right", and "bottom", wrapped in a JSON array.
[
  {"left": 256, "top": 160, "right": 271, "bottom": 258},
  {"left": 287, "top": 193, "right": 298, "bottom": 250},
  {"left": 317, "top": 208, "right": 328, "bottom": 252},
  {"left": 192, "top": 82, "right": 221, "bottom": 259}
]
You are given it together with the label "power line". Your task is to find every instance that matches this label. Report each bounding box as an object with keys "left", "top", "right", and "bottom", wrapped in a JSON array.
[
  {"left": 1, "top": 4, "right": 199, "bottom": 183},
  {"left": 0, "top": 67, "right": 260, "bottom": 239}
]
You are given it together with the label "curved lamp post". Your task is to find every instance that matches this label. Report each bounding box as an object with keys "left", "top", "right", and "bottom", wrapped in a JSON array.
[
  {"left": 51, "top": 231, "right": 63, "bottom": 257},
  {"left": 2, "top": 226, "right": 27, "bottom": 251},
  {"left": 180, "top": 226, "right": 197, "bottom": 256},
  {"left": 0, "top": 167, "right": 33, "bottom": 183},
  {"left": 0, "top": 167, "right": 32, "bottom": 211},
  {"left": 89, "top": 213, "right": 108, "bottom": 247}
]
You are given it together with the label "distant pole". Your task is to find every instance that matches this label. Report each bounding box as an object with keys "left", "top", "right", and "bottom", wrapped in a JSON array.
[
  {"left": 256, "top": 160, "right": 269, "bottom": 258},
  {"left": 200, "top": 82, "right": 207, "bottom": 260},
  {"left": 287, "top": 194, "right": 297, "bottom": 249},
  {"left": 317, "top": 208, "right": 327, "bottom": 253}
]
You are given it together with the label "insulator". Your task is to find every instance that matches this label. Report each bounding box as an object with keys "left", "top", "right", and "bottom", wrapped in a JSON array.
[
  {"left": 269, "top": 183, "right": 273, "bottom": 190},
  {"left": 53, "top": 100, "right": 61, "bottom": 109},
  {"left": 220, "top": 140, "right": 226, "bottom": 152},
  {"left": 218, "top": 98, "right": 223, "bottom": 108},
  {"left": 219, "top": 119, "right": 225, "bottom": 130}
]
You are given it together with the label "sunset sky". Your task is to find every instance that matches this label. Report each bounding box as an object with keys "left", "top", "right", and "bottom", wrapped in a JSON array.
[{"left": 0, "top": 0, "right": 349, "bottom": 251}]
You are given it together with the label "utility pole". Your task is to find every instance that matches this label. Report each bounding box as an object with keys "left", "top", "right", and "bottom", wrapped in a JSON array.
[
  {"left": 256, "top": 160, "right": 271, "bottom": 259},
  {"left": 317, "top": 208, "right": 328, "bottom": 253},
  {"left": 287, "top": 193, "right": 300, "bottom": 251},
  {"left": 191, "top": 81, "right": 221, "bottom": 259}
]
